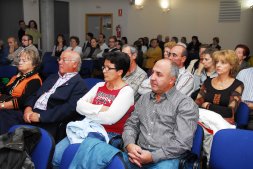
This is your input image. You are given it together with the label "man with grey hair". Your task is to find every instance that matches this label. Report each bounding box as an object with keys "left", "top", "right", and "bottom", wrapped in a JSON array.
[
  {"left": 138, "top": 45, "right": 195, "bottom": 97},
  {"left": 8, "top": 34, "right": 39, "bottom": 65},
  {"left": 122, "top": 45, "right": 147, "bottom": 101},
  {"left": 0, "top": 50, "right": 88, "bottom": 141},
  {"left": 122, "top": 59, "right": 198, "bottom": 168}
]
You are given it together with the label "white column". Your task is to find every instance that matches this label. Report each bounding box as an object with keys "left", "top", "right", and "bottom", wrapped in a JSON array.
[{"left": 40, "top": 0, "right": 54, "bottom": 53}]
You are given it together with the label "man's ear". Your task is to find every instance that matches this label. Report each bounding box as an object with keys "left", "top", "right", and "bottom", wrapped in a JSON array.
[
  {"left": 117, "top": 69, "right": 123, "bottom": 77},
  {"left": 169, "top": 76, "right": 177, "bottom": 85},
  {"left": 182, "top": 56, "right": 187, "bottom": 63}
]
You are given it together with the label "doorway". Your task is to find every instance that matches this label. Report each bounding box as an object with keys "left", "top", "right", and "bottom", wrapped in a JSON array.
[{"left": 85, "top": 14, "right": 113, "bottom": 42}]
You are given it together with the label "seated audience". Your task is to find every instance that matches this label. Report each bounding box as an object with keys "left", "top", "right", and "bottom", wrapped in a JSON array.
[
  {"left": 121, "top": 36, "right": 128, "bottom": 45},
  {"left": 66, "top": 36, "right": 83, "bottom": 56},
  {"left": 236, "top": 67, "right": 253, "bottom": 129},
  {"left": 122, "top": 45, "right": 148, "bottom": 101},
  {"left": 82, "top": 38, "right": 101, "bottom": 60},
  {"left": 143, "top": 39, "right": 162, "bottom": 74},
  {"left": 138, "top": 37, "right": 147, "bottom": 53},
  {"left": 52, "top": 51, "right": 134, "bottom": 167},
  {"left": 195, "top": 50, "right": 243, "bottom": 160},
  {"left": 25, "top": 20, "right": 41, "bottom": 48},
  {"left": 171, "top": 36, "right": 178, "bottom": 43},
  {"left": 187, "top": 36, "right": 201, "bottom": 65},
  {"left": 163, "top": 41, "right": 177, "bottom": 59},
  {"left": 122, "top": 59, "right": 198, "bottom": 168},
  {"left": 180, "top": 36, "right": 188, "bottom": 46},
  {"left": 6, "top": 37, "right": 19, "bottom": 64},
  {"left": 235, "top": 44, "right": 250, "bottom": 72},
  {"left": 139, "top": 45, "right": 194, "bottom": 97},
  {"left": 157, "top": 34, "right": 165, "bottom": 53},
  {"left": 0, "top": 50, "right": 87, "bottom": 138},
  {"left": 133, "top": 40, "right": 144, "bottom": 68},
  {"left": 82, "top": 32, "right": 93, "bottom": 54},
  {"left": 116, "top": 39, "right": 123, "bottom": 51},
  {"left": 0, "top": 49, "right": 41, "bottom": 111},
  {"left": 187, "top": 44, "right": 209, "bottom": 74},
  {"left": 96, "top": 33, "right": 108, "bottom": 58},
  {"left": 193, "top": 48, "right": 218, "bottom": 93},
  {"left": 209, "top": 37, "right": 221, "bottom": 50},
  {"left": 52, "top": 34, "right": 67, "bottom": 58},
  {"left": 8, "top": 34, "right": 39, "bottom": 65},
  {"left": 18, "top": 20, "right": 27, "bottom": 43},
  {"left": 104, "top": 36, "right": 119, "bottom": 53}
]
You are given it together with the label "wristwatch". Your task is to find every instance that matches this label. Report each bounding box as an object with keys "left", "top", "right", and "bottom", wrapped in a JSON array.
[{"left": 1, "top": 102, "right": 4, "bottom": 109}]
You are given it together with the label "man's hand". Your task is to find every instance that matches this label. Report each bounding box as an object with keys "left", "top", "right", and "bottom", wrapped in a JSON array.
[
  {"left": 30, "top": 113, "right": 40, "bottom": 122},
  {"left": 126, "top": 144, "right": 153, "bottom": 167},
  {"left": 23, "top": 111, "right": 33, "bottom": 123},
  {"left": 126, "top": 144, "right": 143, "bottom": 167}
]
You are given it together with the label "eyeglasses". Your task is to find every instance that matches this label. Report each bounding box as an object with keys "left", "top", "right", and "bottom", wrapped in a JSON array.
[
  {"left": 168, "top": 52, "right": 178, "bottom": 57},
  {"left": 57, "top": 58, "right": 76, "bottom": 63},
  {"left": 102, "top": 66, "right": 117, "bottom": 71},
  {"left": 22, "top": 39, "right": 28, "bottom": 42}
]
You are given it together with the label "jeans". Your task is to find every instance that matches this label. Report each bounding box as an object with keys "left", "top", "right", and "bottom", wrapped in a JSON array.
[
  {"left": 52, "top": 132, "right": 121, "bottom": 168},
  {"left": 122, "top": 152, "right": 179, "bottom": 169}
]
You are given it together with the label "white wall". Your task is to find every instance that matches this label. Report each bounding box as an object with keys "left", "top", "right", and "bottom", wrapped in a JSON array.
[
  {"left": 23, "top": 0, "right": 40, "bottom": 27},
  {"left": 23, "top": 0, "right": 253, "bottom": 52}
]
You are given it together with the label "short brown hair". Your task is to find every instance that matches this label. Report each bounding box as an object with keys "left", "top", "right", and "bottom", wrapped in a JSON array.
[{"left": 213, "top": 50, "right": 239, "bottom": 77}]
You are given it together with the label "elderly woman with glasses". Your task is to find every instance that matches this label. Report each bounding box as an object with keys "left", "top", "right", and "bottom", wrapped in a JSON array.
[
  {"left": 0, "top": 49, "right": 41, "bottom": 111},
  {"left": 52, "top": 51, "right": 134, "bottom": 168}
]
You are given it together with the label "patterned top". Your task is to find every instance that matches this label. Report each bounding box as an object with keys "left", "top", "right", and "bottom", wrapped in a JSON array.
[
  {"left": 123, "top": 87, "right": 199, "bottom": 162},
  {"left": 123, "top": 65, "right": 147, "bottom": 102},
  {"left": 195, "top": 78, "right": 244, "bottom": 124}
]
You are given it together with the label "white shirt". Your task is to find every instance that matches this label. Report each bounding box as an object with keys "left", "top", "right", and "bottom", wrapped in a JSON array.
[
  {"left": 236, "top": 67, "right": 253, "bottom": 101},
  {"left": 34, "top": 72, "right": 78, "bottom": 110},
  {"left": 97, "top": 43, "right": 108, "bottom": 58},
  {"left": 66, "top": 46, "right": 83, "bottom": 56}
]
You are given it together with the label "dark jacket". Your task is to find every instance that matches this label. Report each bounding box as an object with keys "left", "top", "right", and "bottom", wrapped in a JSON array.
[
  {"left": 25, "top": 73, "right": 87, "bottom": 123},
  {"left": 0, "top": 126, "right": 41, "bottom": 169}
]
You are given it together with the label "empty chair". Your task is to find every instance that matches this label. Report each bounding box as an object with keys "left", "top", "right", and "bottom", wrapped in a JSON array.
[
  {"left": 83, "top": 77, "right": 104, "bottom": 90},
  {"left": 209, "top": 129, "right": 253, "bottom": 169},
  {"left": 40, "top": 60, "right": 59, "bottom": 80},
  {"left": 9, "top": 125, "right": 55, "bottom": 169}
]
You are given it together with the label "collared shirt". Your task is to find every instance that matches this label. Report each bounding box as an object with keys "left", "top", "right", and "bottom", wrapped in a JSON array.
[
  {"left": 236, "top": 67, "right": 253, "bottom": 102},
  {"left": 138, "top": 67, "right": 194, "bottom": 96},
  {"left": 123, "top": 87, "right": 199, "bottom": 163},
  {"left": 123, "top": 65, "right": 147, "bottom": 102},
  {"left": 33, "top": 72, "right": 78, "bottom": 110}
]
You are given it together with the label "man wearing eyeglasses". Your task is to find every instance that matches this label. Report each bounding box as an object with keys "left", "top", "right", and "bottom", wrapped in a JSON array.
[
  {"left": 0, "top": 50, "right": 88, "bottom": 141},
  {"left": 103, "top": 36, "right": 120, "bottom": 53},
  {"left": 138, "top": 45, "right": 194, "bottom": 97},
  {"left": 8, "top": 34, "right": 39, "bottom": 65}
]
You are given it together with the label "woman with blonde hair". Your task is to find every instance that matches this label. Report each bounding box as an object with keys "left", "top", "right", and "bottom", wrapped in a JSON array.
[{"left": 195, "top": 50, "right": 244, "bottom": 162}]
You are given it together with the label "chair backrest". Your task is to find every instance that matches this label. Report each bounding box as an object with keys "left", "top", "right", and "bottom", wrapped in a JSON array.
[
  {"left": 209, "top": 129, "right": 253, "bottom": 169},
  {"left": 83, "top": 78, "right": 104, "bottom": 90},
  {"left": 79, "top": 59, "right": 94, "bottom": 78},
  {"left": 191, "top": 124, "right": 204, "bottom": 158},
  {"left": 235, "top": 102, "right": 250, "bottom": 128},
  {"left": 9, "top": 125, "right": 55, "bottom": 169},
  {"left": 0, "top": 65, "right": 18, "bottom": 78}
]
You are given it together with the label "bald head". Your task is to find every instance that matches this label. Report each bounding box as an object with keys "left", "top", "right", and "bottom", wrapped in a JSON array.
[
  {"left": 58, "top": 50, "right": 82, "bottom": 75},
  {"left": 150, "top": 59, "right": 179, "bottom": 94}
]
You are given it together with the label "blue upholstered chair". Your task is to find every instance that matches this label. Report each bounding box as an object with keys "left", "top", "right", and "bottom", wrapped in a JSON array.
[
  {"left": 9, "top": 125, "right": 55, "bottom": 169},
  {"left": 209, "top": 129, "right": 253, "bottom": 169},
  {"left": 179, "top": 124, "right": 204, "bottom": 169},
  {"left": 235, "top": 102, "right": 250, "bottom": 129},
  {"left": 83, "top": 77, "right": 104, "bottom": 90},
  {"left": 0, "top": 65, "right": 18, "bottom": 78}
]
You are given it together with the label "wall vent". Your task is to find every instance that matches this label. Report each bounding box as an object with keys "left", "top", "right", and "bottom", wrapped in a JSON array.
[{"left": 219, "top": 0, "right": 241, "bottom": 22}]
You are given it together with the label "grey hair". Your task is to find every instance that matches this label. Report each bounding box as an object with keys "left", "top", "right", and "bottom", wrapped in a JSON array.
[
  {"left": 122, "top": 44, "right": 138, "bottom": 55},
  {"left": 169, "top": 62, "right": 179, "bottom": 79}
]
